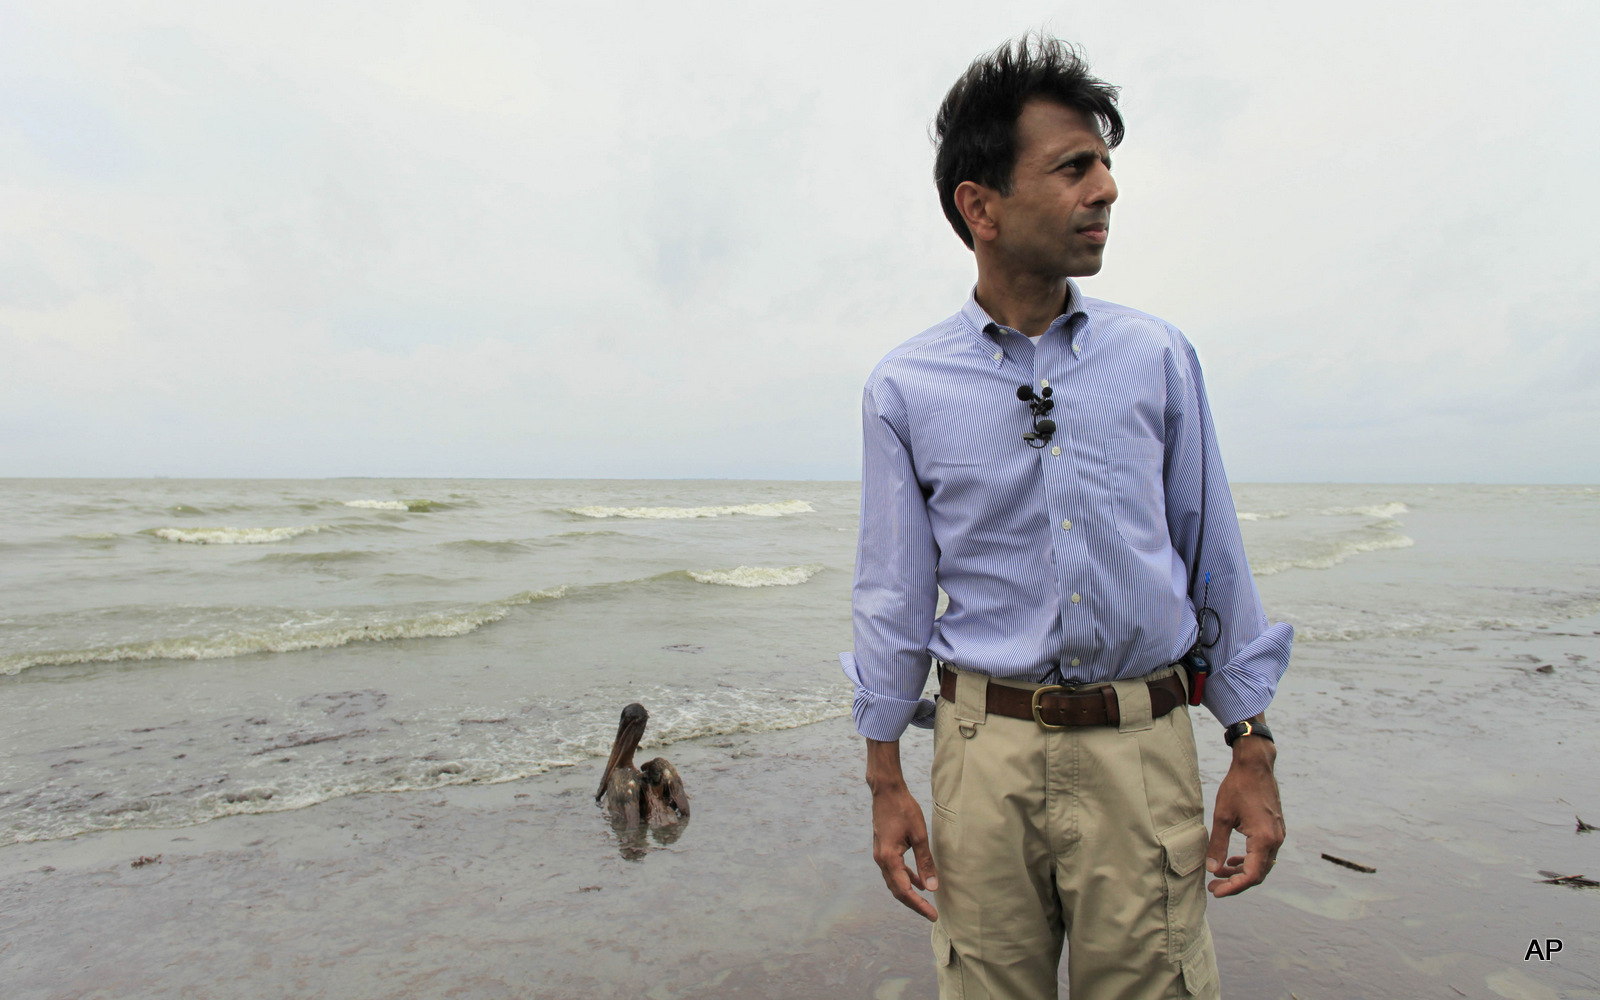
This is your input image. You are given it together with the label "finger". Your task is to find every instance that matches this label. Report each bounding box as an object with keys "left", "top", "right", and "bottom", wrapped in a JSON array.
[
  {"left": 912, "top": 835, "right": 940, "bottom": 893},
  {"left": 1205, "top": 816, "right": 1234, "bottom": 875},
  {"left": 887, "top": 858, "right": 938, "bottom": 921},
  {"left": 1208, "top": 872, "right": 1247, "bottom": 897},
  {"left": 1237, "top": 835, "right": 1272, "bottom": 886},
  {"left": 1209, "top": 840, "right": 1273, "bottom": 897}
]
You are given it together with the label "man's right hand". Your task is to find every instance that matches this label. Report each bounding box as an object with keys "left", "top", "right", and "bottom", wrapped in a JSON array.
[{"left": 866, "top": 737, "right": 939, "bottom": 922}]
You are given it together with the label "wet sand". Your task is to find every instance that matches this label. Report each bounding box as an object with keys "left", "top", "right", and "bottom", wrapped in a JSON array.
[{"left": 3, "top": 615, "right": 1598, "bottom": 999}]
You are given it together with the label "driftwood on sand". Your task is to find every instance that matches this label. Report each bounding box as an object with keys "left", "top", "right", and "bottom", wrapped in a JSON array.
[
  {"left": 1537, "top": 870, "right": 1600, "bottom": 888},
  {"left": 1320, "top": 852, "right": 1377, "bottom": 874}
]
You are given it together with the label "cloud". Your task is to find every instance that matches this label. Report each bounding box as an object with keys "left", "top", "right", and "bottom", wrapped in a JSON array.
[{"left": 1, "top": 0, "right": 1596, "bottom": 481}]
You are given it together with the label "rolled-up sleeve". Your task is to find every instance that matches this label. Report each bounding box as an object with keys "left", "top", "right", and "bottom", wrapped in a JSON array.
[
  {"left": 1164, "top": 338, "right": 1293, "bottom": 727},
  {"left": 840, "top": 380, "right": 939, "bottom": 741}
]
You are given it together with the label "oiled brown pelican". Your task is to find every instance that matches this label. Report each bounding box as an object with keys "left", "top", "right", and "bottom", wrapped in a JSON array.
[{"left": 595, "top": 703, "right": 689, "bottom": 828}]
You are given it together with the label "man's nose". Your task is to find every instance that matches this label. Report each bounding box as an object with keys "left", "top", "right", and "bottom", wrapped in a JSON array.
[{"left": 1089, "top": 163, "right": 1117, "bottom": 207}]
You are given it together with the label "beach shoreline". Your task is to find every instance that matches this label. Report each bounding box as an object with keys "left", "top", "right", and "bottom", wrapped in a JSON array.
[{"left": 4, "top": 613, "right": 1598, "bottom": 999}]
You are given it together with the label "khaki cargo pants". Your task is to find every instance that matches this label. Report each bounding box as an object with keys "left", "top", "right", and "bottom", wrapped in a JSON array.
[{"left": 929, "top": 664, "right": 1220, "bottom": 999}]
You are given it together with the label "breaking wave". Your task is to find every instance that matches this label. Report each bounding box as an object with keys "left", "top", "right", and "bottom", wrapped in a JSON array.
[
  {"left": 0, "top": 558, "right": 824, "bottom": 676},
  {"left": 343, "top": 499, "right": 445, "bottom": 512},
  {"left": 1252, "top": 531, "right": 1415, "bottom": 576},
  {"left": 1247, "top": 498, "right": 1415, "bottom": 576},
  {"left": 1323, "top": 502, "right": 1409, "bottom": 519},
  {"left": 145, "top": 525, "right": 327, "bottom": 545},
  {"left": 0, "top": 588, "right": 569, "bottom": 675},
  {"left": 687, "top": 564, "right": 823, "bottom": 588},
  {"left": 1236, "top": 510, "right": 1288, "bottom": 522},
  {"left": 566, "top": 500, "right": 814, "bottom": 519}
]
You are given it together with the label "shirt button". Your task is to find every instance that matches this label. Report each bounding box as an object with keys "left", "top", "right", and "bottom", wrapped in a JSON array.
[
  {"left": 993, "top": 352, "right": 1003, "bottom": 361},
  {"left": 1060, "top": 519, "right": 1072, "bottom": 531},
  {"left": 1070, "top": 657, "right": 1081, "bottom": 667},
  {"left": 1051, "top": 446, "right": 1061, "bottom": 457},
  {"left": 1039, "top": 379, "right": 1049, "bottom": 388},
  {"left": 1070, "top": 592, "right": 1081, "bottom": 603}
]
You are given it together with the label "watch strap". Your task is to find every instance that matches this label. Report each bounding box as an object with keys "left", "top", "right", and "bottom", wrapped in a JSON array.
[{"left": 1224, "top": 719, "right": 1274, "bottom": 747}]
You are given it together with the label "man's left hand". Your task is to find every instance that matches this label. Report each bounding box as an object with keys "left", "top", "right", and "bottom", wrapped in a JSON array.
[{"left": 1205, "top": 724, "right": 1284, "bottom": 897}]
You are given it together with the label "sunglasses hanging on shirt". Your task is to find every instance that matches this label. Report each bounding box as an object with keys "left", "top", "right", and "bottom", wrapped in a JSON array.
[{"left": 1016, "top": 385, "right": 1056, "bottom": 448}]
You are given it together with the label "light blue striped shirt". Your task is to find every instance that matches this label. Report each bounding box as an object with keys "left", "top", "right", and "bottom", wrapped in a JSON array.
[{"left": 840, "top": 282, "right": 1293, "bottom": 740}]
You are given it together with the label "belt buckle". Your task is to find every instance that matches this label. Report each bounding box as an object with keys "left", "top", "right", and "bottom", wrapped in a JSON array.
[{"left": 1031, "top": 685, "right": 1065, "bottom": 730}]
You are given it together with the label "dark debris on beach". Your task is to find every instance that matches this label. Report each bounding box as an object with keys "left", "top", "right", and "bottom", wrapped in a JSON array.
[
  {"left": 1577, "top": 815, "right": 1597, "bottom": 833},
  {"left": 1537, "top": 870, "right": 1600, "bottom": 888},
  {"left": 1321, "top": 852, "right": 1377, "bottom": 874}
]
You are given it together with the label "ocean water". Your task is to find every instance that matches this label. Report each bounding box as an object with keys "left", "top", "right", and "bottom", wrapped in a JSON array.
[{"left": 1, "top": 479, "right": 1597, "bottom": 847}]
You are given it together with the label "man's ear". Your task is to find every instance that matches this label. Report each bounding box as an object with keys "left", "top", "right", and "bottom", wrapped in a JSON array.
[{"left": 953, "top": 180, "right": 1001, "bottom": 244}]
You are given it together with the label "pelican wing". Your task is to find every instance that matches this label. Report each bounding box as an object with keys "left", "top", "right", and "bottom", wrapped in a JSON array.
[
  {"left": 642, "top": 757, "right": 689, "bottom": 820},
  {"left": 602, "top": 767, "right": 643, "bottom": 828}
]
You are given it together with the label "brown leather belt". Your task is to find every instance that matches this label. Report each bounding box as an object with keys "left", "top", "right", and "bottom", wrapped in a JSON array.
[{"left": 938, "top": 666, "right": 1188, "bottom": 729}]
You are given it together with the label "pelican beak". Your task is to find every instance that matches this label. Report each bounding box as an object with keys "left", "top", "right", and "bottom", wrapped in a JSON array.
[{"left": 594, "top": 712, "right": 647, "bottom": 801}]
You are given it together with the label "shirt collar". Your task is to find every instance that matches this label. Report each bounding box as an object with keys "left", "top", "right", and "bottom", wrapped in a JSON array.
[{"left": 959, "top": 280, "right": 1088, "bottom": 366}]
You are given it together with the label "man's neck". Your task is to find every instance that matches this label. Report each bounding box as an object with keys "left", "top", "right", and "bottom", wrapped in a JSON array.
[{"left": 973, "top": 270, "right": 1071, "bottom": 339}]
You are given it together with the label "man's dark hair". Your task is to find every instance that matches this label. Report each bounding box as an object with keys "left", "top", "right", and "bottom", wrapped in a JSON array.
[{"left": 934, "top": 34, "right": 1124, "bottom": 249}]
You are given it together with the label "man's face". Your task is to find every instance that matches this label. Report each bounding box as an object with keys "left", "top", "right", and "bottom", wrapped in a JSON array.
[{"left": 987, "top": 99, "right": 1118, "bottom": 277}]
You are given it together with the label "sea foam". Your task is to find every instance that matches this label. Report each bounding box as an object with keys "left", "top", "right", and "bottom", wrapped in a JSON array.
[
  {"left": 0, "top": 587, "right": 569, "bottom": 675},
  {"left": 687, "top": 564, "right": 823, "bottom": 588},
  {"left": 343, "top": 499, "right": 443, "bottom": 512},
  {"left": 1252, "top": 530, "right": 1415, "bottom": 576},
  {"left": 1323, "top": 502, "right": 1410, "bottom": 519},
  {"left": 566, "top": 500, "right": 814, "bottom": 519},
  {"left": 1236, "top": 510, "right": 1288, "bottom": 522},
  {"left": 146, "top": 525, "right": 326, "bottom": 545}
]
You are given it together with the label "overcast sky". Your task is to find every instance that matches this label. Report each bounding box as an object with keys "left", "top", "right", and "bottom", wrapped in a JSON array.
[{"left": 2, "top": 1, "right": 1596, "bottom": 481}]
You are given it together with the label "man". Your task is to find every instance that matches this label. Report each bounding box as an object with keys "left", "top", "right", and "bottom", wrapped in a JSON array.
[{"left": 840, "top": 36, "right": 1293, "bottom": 999}]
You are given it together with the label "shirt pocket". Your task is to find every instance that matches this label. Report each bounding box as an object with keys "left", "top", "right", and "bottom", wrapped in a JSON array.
[{"left": 1110, "top": 437, "right": 1168, "bottom": 551}]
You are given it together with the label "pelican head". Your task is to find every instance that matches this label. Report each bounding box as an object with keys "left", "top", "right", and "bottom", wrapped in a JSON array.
[{"left": 595, "top": 703, "right": 649, "bottom": 802}]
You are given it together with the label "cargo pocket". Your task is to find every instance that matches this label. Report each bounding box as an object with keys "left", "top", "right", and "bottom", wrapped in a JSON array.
[
  {"left": 1110, "top": 437, "right": 1168, "bottom": 551},
  {"left": 1179, "top": 923, "right": 1220, "bottom": 997},
  {"left": 1157, "top": 814, "right": 1210, "bottom": 962},
  {"left": 931, "top": 921, "right": 964, "bottom": 999}
]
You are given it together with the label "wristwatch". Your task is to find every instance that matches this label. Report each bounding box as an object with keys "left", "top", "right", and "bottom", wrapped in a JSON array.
[{"left": 1223, "top": 719, "right": 1274, "bottom": 747}]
